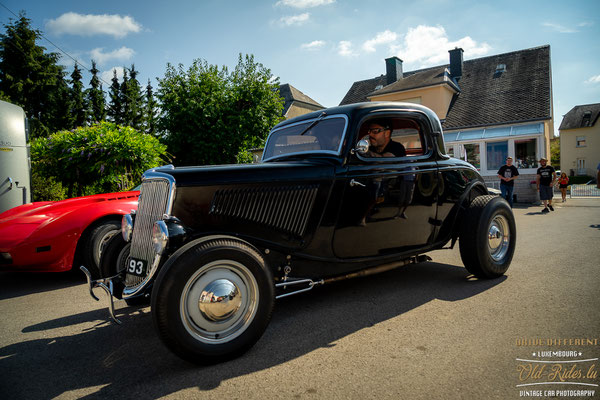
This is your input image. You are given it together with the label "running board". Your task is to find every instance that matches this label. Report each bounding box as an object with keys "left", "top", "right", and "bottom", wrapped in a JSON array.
[{"left": 275, "top": 254, "right": 432, "bottom": 299}]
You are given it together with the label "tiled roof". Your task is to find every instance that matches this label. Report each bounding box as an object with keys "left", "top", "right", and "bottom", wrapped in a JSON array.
[
  {"left": 279, "top": 83, "right": 324, "bottom": 115},
  {"left": 369, "top": 66, "right": 459, "bottom": 96},
  {"left": 339, "top": 45, "right": 552, "bottom": 130},
  {"left": 559, "top": 103, "right": 600, "bottom": 130}
]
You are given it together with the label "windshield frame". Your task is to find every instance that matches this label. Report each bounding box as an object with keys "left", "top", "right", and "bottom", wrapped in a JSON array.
[{"left": 261, "top": 114, "right": 349, "bottom": 162}]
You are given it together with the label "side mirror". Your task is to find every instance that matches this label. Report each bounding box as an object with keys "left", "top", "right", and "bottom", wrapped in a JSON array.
[{"left": 352, "top": 138, "right": 369, "bottom": 155}]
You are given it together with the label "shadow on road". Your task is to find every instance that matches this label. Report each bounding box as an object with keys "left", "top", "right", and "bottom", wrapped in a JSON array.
[
  {"left": 0, "top": 261, "right": 505, "bottom": 399},
  {"left": 0, "top": 270, "right": 85, "bottom": 301}
]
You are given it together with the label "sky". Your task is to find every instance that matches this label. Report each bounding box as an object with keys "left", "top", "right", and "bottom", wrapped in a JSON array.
[{"left": 1, "top": 0, "right": 599, "bottom": 135}]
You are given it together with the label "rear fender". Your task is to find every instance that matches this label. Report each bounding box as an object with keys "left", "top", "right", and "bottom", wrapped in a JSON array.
[{"left": 438, "top": 181, "right": 489, "bottom": 246}]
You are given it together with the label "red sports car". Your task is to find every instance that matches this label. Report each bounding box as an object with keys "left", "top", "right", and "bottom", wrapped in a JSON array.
[{"left": 0, "top": 190, "right": 139, "bottom": 277}]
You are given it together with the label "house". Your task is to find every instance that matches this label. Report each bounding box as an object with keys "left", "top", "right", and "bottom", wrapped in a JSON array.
[
  {"left": 250, "top": 84, "right": 324, "bottom": 162},
  {"left": 558, "top": 103, "right": 600, "bottom": 177},
  {"left": 340, "top": 45, "right": 554, "bottom": 203},
  {"left": 279, "top": 83, "right": 325, "bottom": 119}
]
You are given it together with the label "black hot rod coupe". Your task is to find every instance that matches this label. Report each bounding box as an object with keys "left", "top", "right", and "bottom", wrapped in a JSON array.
[{"left": 83, "top": 102, "right": 516, "bottom": 363}]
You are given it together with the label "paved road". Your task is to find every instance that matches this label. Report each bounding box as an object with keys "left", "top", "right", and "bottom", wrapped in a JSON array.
[{"left": 1, "top": 199, "right": 599, "bottom": 399}]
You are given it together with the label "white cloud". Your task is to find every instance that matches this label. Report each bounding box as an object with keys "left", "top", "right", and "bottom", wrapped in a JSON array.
[
  {"left": 362, "top": 30, "right": 398, "bottom": 53},
  {"left": 338, "top": 41, "right": 358, "bottom": 57},
  {"left": 276, "top": 0, "right": 335, "bottom": 8},
  {"left": 578, "top": 21, "right": 594, "bottom": 27},
  {"left": 301, "top": 40, "right": 325, "bottom": 50},
  {"left": 541, "top": 22, "right": 577, "bottom": 33},
  {"left": 585, "top": 75, "right": 600, "bottom": 84},
  {"left": 279, "top": 13, "right": 310, "bottom": 26},
  {"left": 90, "top": 47, "right": 135, "bottom": 65},
  {"left": 389, "top": 25, "right": 490, "bottom": 65},
  {"left": 46, "top": 12, "right": 142, "bottom": 38},
  {"left": 101, "top": 67, "right": 125, "bottom": 84}
]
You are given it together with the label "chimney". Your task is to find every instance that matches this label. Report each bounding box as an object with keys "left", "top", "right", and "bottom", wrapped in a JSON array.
[
  {"left": 385, "top": 57, "right": 403, "bottom": 85},
  {"left": 448, "top": 47, "right": 464, "bottom": 80}
]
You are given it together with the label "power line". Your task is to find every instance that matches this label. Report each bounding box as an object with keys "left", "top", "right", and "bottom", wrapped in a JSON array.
[
  {"left": 0, "top": 1, "right": 132, "bottom": 90},
  {"left": 0, "top": 2, "right": 150, "bottom": 111}
]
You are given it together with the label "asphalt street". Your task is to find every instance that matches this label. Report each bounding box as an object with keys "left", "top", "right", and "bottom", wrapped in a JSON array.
[{"left": 1, "top": 198, "right": 599, "bottom": 399}]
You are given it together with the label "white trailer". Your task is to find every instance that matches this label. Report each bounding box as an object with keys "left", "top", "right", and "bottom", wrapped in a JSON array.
[{"left": 0, "top": 99, "right": 30, "bottom": 214}]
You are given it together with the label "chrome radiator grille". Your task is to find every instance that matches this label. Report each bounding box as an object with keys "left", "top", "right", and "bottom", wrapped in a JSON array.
[
  {"left": 125, "top": 178, "right": 172, "bottom": 287},
  {"left": 209, "top": 185, "right": 318, "bottom": 237}
]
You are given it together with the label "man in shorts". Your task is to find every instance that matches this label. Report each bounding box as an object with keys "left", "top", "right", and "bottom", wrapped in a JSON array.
[{"left": 536, "top": 157, "right": 556, "bottom": 213}]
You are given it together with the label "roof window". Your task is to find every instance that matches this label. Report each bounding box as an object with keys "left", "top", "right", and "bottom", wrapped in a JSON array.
[
  {"left": 375, "top": 84, "right": 383, "bottom": 90},
  {"left": 495, "top": 64, "right": 507, "bottom": 73},
  {"left": 581, "top": 111, "right": 592, "bottom": 127}
]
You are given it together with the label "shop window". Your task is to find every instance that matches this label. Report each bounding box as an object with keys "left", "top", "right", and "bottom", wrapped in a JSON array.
[
  {"left": 446, "top": 146, "right": 454, "bottom": 157},
  {"left": 515, "top": 138, "right": 537, "bottom": 169},
  {"left": 486, "top": 141, "right": 508, "bottom": 171}
]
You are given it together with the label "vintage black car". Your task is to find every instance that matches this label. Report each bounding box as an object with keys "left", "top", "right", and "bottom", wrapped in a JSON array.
[{"left": 83, "top": 102, "right": 516, "bottom": 364}]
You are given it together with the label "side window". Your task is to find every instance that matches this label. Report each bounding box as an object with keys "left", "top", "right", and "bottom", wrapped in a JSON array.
[
  {"left": 390, "top": 128, "right": 424, "bottom": 156},
  {"left": 358, "top": 117, "right": 426, "bottom": 158}
]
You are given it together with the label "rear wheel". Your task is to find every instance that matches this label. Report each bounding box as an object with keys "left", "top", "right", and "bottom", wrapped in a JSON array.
[
  {"left": 151, "top": 238, "right": 274, "bottom": 364},
  {"left": 459, "top": 195, "right": 516, "bottom": 278}
]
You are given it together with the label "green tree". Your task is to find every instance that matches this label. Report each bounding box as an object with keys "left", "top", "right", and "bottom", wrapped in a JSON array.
[
  {"left": 69, "top": 63, "right": 87, "bottom": 128},
  {"left": 157, "top": 54, "right": 283, "bottom": 166},
  {"left": 0, "top": 12, "right": 70, "bottom": 137},
  {"left": 31, "top": 121, "right": 168, "bottom": 197},
  {"left": 144, "top": 79, "right": 159, "bottom": 136},
  {"left": 107, "top": 69, "right": 122, "bottom": 124},
  {"left": 550, "top": 136, "right": 560, "bottom": 168},
  {"left": 87, "top": 60, "right": 105, "bottom": 124},
  {"left": 123, "top": 64, "right": 144, "bottom": 130}
]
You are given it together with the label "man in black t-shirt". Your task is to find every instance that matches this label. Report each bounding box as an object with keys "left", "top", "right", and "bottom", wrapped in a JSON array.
[
  {"left": 366, "top": 120, "right": 406, "bottom": 157},
  {"left": 536, "top": 157, "right": 556, "bottom": 213},
  {"left": 497, "top": 156, "right": 519, "bottom": 207}
]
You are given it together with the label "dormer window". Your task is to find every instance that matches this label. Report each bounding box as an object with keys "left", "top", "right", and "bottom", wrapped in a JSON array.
[{"left": 581, "top": 111, "right": 592, "bottom": 127}]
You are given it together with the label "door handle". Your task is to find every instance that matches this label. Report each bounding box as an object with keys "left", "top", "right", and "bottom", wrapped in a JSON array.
[{"left": 350, "top": 179, "right": 365, "bottom": 187}]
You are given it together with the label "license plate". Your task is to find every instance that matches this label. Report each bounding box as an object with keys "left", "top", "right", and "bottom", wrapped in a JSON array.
[{"left": 126, "top": 257, "right": 148, "bottom": 277}]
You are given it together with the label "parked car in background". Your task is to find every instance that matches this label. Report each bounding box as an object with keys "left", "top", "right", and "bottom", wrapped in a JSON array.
[
  {"left": 84, "top": 102, "right": 516, "bottom": 364},
  {"left": 0, "top": 190, "right": 139, "bottom": 277}
]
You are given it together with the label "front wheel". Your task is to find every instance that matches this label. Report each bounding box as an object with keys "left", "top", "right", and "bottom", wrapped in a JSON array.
[
  {"left": 151, "top": 238, "right": 274, "bottom": 364},
  {"left": 459, "top": 195, "right": 516, "bottom": 278}
]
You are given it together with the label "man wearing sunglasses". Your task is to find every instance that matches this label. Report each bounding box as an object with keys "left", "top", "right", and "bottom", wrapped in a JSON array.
[{"left": 366, "top": 120, "right": 406, "bottom": 157}]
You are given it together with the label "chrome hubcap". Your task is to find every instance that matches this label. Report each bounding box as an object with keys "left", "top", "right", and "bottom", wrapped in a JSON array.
[
  {"left": 198, "top": 279, "right": 242, "bottom": 322},
  {"left": 488, "top": 215, "right": 510, "bottom": 262},
  {"left": 181, "top": 260, "right": 258, "bottom": 344}
]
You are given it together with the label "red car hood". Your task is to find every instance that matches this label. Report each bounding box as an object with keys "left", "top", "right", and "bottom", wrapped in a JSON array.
[{"left": 0, "top": 191, "right": 139, "bottom": 246}]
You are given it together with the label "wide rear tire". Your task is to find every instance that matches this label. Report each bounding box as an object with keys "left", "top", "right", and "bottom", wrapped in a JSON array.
[
  {"left": 459, "top": 195, "right": 516, "bottom": 278},
  {"left": 151, "top": 238, "right": 274, "bottom": 364}
]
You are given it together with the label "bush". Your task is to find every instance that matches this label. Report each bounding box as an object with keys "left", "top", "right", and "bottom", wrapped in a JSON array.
[
  {"left": 31, "top": 121, "right": 168, "bottom": 197},
  {"left": 31, "top": 169, "right": 66, "bottom": 201},
  {"left": 568, "top": 175, "right": 593, "bottom": 185}
]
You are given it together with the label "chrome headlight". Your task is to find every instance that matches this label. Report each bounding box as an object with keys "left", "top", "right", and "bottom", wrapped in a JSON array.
[
  {"left": 122, "top": 214, "right": 134, "bottom": 242},
  {"left": 152, "top": 220, "right": 169, "bottom": 255}
]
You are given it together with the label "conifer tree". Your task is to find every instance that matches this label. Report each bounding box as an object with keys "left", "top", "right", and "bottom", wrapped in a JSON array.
[
  {"left": 144, "top": 79, "right": 159, "bottom": 136},
  {"left": 87, "top": 60, "right": 105, "bottom": 124},
  {"left": 0, "top": 12, "right": 70, "bottom": 137},
  {"left": 107, "top": 69, "right": 122, "bottom": 124},
  {"left": 70, "top": 63, "right": 87, "bottom": 128}
]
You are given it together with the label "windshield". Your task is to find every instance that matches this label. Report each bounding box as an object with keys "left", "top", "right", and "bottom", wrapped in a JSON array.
[{"left": 262, "top": 116, "right": 347, "bottom": 161}]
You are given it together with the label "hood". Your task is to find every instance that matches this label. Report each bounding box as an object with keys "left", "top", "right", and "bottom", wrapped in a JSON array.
[
  {"left": 150, "top": 160, "right": 337, "bottom": 187},
  {"left": 0, "top": 191, "right": 139, "bottom": 245}
]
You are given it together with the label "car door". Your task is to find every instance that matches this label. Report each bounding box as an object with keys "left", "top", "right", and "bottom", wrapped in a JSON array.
[{"left": 332, "top": 120, "right": 439, "bottom": 259}]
